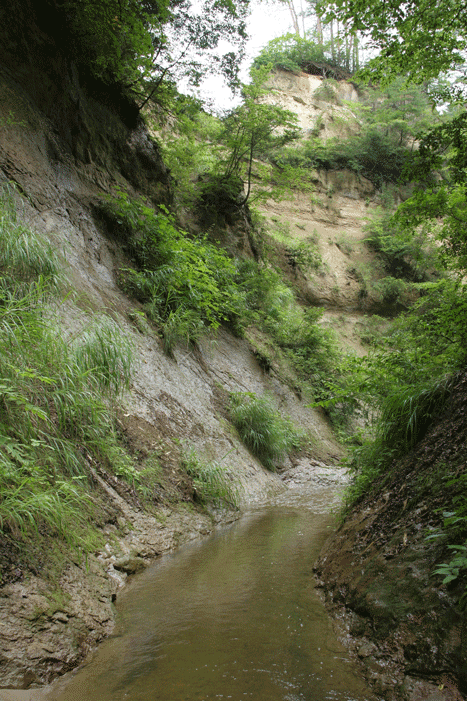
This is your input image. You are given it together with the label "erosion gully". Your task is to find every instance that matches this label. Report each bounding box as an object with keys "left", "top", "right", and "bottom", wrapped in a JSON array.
[{"left": 43, "top": 463, "right": 380, "bottom": 701}]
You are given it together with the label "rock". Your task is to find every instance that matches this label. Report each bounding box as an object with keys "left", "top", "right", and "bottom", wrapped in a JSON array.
[{"left": 112, "top": 556, "right": 147, "bottom": 575}]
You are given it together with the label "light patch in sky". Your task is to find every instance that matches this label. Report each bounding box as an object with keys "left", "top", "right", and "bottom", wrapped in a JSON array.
[{"left": 194, "top": 0, "right": 294, "bottom": 112}]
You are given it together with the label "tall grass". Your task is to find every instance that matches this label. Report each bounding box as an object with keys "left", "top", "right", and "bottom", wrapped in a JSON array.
[
  {"left": 0, "top": 186, "right": 136, "bottom": 543},
  {"left": 182, "top": 450, "right": 240, "bottom": 508},
  {"left": 73, "top": 315, "right": 133, "bottom": 393},
  {"left": 0, "top": 185, "right": 60, "bottom": 295},
  {"left": 345, "top": 376, "right": 452, "bottom": 506},
  {"left": 229, "top": 392, "right": 302, "bottom": 471}
]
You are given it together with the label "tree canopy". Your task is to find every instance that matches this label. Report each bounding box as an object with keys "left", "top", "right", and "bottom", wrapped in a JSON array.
[
  {"left": 56, "top": 0, "right": 250, "bottom": 103},
  {"left": 320, "top": 0, "right": 467, "bottom": 83}
]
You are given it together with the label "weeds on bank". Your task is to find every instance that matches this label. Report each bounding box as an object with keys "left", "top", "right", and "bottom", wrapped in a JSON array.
[
  {"left": 234, "top": 258, "right": 345, "bottom": 408},
  {"left": 181, "top": 450, "right": 240, "bottom": 508},
  {"left": 0, "top": 186, "right": 141, "bottom": 546},
  {"left": 104, "top": 191, "right": 244, "bottom": 355},
  {"left": 229, "top": 391, "right": 302, "bottom": 471}
]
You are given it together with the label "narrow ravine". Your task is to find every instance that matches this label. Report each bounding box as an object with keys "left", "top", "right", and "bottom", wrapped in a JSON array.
[{"left": 39, "top": 464, "right": 381, "bottom": 701}]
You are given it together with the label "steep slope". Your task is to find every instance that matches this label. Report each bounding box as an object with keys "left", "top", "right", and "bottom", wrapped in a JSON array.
[{"left": 316, "top": 373, "right": 467, "bottom": 701}]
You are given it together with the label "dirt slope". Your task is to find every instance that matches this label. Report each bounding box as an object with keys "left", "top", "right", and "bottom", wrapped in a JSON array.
[{"left": 315, "top": 373, "right": 467, "bottom": 700}]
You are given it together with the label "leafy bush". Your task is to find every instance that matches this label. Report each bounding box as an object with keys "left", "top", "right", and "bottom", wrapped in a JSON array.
[
  {"left": 363, "top": 207, "right": 440, "bottom": 283},
  {"left": 313, "top": 80, "right": 340, "bottom": 104},
  {"left": 272, "top": 129, "right": 410, "bottom": 188},
  {"left": 372, "top": 276, "right": 408, "bottom": 305},
  {"left": 155, "top": 104, "right": 222, "bottom": 209},
  {"left": 229, "top": 392, "right": 302, "bottom": 471},
  {"left": 252, "top": 34, "right": 348, "bottom": 76},
  {"left": 197, "top": 172, "right": 245, "bottom": 225},
  {"left": 105, "top": 191, "right": 244, "bottom": 354},
  {"left": 234, "top": 258, "right": 345, "bottom": 410}
]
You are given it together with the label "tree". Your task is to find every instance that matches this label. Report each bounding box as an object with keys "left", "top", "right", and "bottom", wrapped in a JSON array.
[
  {"left": 321, "top": 0, "right": 467, "bottom": 266},
  {"left": 320, "top": 0, "right": 467, "bottom": 83},
  {"left": 397, "top": 111, "right": 467, "bottom": 271},
  {"left": 55, "top": 0, "right": 250, "bottom": 105},
  {"left": 216, "top": 67, "right": 299, "bottom": 205}
]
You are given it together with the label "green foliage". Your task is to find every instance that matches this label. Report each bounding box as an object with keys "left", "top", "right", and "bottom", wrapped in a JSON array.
[
  {"left": 274, "top": 127, "right": 409, "bottom": 188},
  {"left": 106, "top": 191, "right": 244, "bottom": 354},
  {"left": 316, "top": 130, "right": 409, "bottom": 187},
  {"left": 229, "top": 392, "right": 302, "bottom": 471},
  {"left": 434, "top": 545, "right": 467, "bottom": 588},
  {"left": 0, "top": 186, "right": 140, "bottom": 543},
  {"left": 428, "top": 472, "right": 467, "bottom": 599},
  {"left": 273, "top": 78, "right": 435, "bottom": 188},
  {"left": 62, "top": 0, "right": 155, "bottom": 87},
  {"left": 285, "top": 239, "right": 324, "bottom": 273},
  {"left": 253, "top": 33, "right": 329, "bottom": 74},
  {"left": 234, "top": 257, "right": 343, "bottom": 407},
  {"left": 324, "top": 0, "right": 467, "bottom": 84},
  {"left": 371, "top": 276, "right": 407, "bottom": 305},
  {"left": 344, "top": 376, "right": 452, "bottom": 505},
  {"left": 313, "top": 79, "right": 340, "bottom": 104},
  {"left": 377, "top": 378, "right": 451, "bottom": 455},
  {"left": 209, "top": 66, "right": 299, "bottom": 207},
  {"left": 397, "top": 112, "right": 467, "bottom": 273},
  {"left": 252, "top": 33, "right": 354, "bottom": 77},
  {"left": 57, "top": 0, "right": 250, "bottom": 103},
  {"left": 363, "top": 206, "right": 440, "bottom": 283},
  {"left": 0, "top": 186, "right": 60, "bottom": 294},
  {"left": 155, "top": 105, "right": 222, "bottom": 209},
  {"left": 72, "top": 316, "right": 133, "bottom": 393},
  {"left": 337, "top": 279, "right": 467, "bottom": 504},
  {"left": 181, "top": 450, "right": 240, "bottom": 508}
]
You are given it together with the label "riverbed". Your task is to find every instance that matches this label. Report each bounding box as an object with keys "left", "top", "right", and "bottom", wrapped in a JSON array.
[{"left": 27, "top": 462, "right": 380, "bottom": 701}]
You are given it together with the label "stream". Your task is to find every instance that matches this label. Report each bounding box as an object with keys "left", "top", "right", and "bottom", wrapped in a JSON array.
[{"left": 46, "top": 465, "right": 380, "bottom": 701}]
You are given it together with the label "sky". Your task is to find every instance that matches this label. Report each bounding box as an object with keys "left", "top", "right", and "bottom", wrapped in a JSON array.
[{"left": 194, "top": 0, "right": 296, "bottom": 111}]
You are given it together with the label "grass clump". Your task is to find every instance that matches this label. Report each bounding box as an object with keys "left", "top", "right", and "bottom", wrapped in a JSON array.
[
  {"left": 229, "top": 392, "right": 302, "bottom": 471},
  {"left": 343, "top": 375, "right": 453, "bottom": 507},
  {"left": 72, "top": 315, "right": 133, "bottom": 393},
  {"left": 0, "top": 187, "right": 60, "bottom": 295},
  {"left": 182, "top": 450, "right": 240, "bottom": 508}
]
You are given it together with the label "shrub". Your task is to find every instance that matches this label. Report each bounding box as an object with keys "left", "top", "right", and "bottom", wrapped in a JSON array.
[
  {"left": 363, "top": 207, "right": 440, "bottom": 282},
  {"left": 373, "top": 276, "right": 408, "bottom": 305},
  {"left": 229, "top": 392, "right": 301, "bottom": 471},
  {"left": 252, "top": 34, "right": 349, "bottom": 77},
  {"left": 313, "top": 80, "right": 340, "bottom": 104},
  {"left": 105, "top": 191, "right": 244, "bottom": 354}
]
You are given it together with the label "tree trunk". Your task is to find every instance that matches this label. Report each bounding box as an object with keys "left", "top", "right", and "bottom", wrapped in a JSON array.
[{"left": 286, "top": 0, "right": 301, "bottom": 36}]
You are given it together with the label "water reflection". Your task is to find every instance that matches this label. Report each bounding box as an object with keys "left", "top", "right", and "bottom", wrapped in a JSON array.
[{"left": 50, "top": 490, "right": 379, "bottom": 701}]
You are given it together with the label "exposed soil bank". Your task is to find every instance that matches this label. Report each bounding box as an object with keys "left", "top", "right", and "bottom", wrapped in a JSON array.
[{"left": 315, "top": 373, "right": 467, "bottom": 700}]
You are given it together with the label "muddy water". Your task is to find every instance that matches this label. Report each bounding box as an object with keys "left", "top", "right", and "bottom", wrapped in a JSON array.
[{"left": 48, "top": 473, "right": 379, "bottom": 701}]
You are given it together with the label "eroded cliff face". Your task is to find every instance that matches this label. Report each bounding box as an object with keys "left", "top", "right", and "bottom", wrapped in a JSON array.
[{"left": 0, "top": 14, "right": 343, "bottom": 690}]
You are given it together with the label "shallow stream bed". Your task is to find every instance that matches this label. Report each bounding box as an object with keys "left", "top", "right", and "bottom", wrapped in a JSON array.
[{"left": 41, "top": 464, "right": 380, "bottom": 701}]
